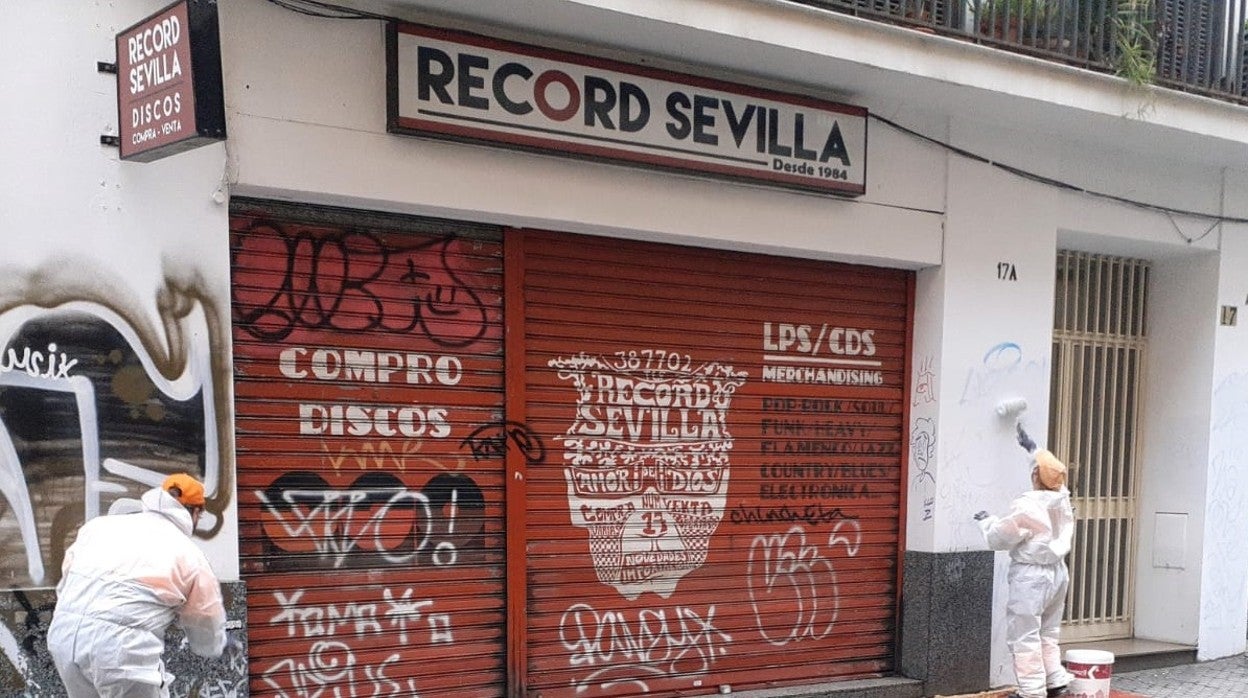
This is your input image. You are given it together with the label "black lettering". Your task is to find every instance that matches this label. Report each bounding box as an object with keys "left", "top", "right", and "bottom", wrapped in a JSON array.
[
  {"left": 457, "top": 53, "right": 489, "bottom": 110},
  {"left": 493, "top": 62, "right": 533, "bottom": 115},
  {"left": 767, "top": 107, "right": 792, "bottom": 157},
  {"left": 665, "top": 91, "right": 691, "bottom": 140},
  {"left": 793, "top": 113, "right": 818, "bottom": 161},
  {"left": 756, "top": 106, "right": 767, "bottom": 152},
  {"left": 820, "top": 121, "right": 851, "bottom": 166},
  {"left": 692, "top": 94, "right": 719, "bottom": 146},
  {"left": 724, "top": 101, "right": 756, "bottom": 147},
  {"left": 584, "top": 76, "right": 616, "bottom": 129},
  {"left": 417, "top": 46, "right": 454, "bottom": 103},
  {"left": 619, "top": 81, "right": 649, "bottom": 133}
]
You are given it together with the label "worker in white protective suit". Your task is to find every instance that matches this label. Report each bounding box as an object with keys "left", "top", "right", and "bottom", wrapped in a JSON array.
[
  {"left": 47, "top": 473, "right": 227, "bottom": 697},
  {"left": 974, "top": 441, "right": 1076, "bottom": 698}
]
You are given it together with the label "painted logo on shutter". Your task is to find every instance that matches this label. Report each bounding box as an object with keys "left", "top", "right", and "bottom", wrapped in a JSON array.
[{"left": 548, "top": 350, "right": 746, "bottom": 600}]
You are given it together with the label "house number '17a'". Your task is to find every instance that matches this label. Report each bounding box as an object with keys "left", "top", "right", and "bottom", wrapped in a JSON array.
[{"left": 997, "top": 262, "right": 1017, "bottom": 281}]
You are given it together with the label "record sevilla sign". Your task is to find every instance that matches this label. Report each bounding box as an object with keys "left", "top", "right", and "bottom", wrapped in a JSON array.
[{"left": 388, "top": 23, "right": 867, "bottom": 196}]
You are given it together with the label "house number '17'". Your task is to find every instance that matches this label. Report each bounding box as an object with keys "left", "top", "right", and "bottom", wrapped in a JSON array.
[{"left": 997, "top": 262, "right": 1017, "bottom": 281}]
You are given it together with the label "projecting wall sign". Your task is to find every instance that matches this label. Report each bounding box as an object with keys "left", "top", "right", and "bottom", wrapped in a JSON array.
[
  {"left": 387, "top": 23, "right": 868, "bottom": 196},
  {"left": 113, "top": 0, "right": 225, "bottom": 162}
]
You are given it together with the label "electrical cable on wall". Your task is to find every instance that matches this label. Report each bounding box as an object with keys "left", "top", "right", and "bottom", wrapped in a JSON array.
[
  {"left": 1165, "top": 213, "right": 1221, "bottom": 244},
  {"left": 265, "top": 0, "right": 387, "bottom": 20},
  {"left": 870, "top": 113, "right": 1248, "bottom": 229}
]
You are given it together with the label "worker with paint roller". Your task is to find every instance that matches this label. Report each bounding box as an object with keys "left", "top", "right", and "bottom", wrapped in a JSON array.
[
  {"left": 47, "top": 474, "right": 227, "bottom": 697},
  {"left": 974, "top": 402, "right": 1076, "bottom": 698}
]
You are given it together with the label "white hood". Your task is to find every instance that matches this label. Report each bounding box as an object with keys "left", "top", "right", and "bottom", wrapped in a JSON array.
[{"left": 139, "top": 486, "right": 194, "bottom": 537}]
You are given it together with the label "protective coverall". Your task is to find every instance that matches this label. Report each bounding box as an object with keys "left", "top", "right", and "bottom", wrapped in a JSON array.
[
  {"left": 978, "top": 481, "right": 1076, "bottom": 698},
  {"left": 47, "top": 486, "right": 226, "bottom": 697}
]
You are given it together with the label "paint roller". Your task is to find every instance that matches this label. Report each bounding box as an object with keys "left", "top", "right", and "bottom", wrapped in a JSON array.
[
  {"left": 995, "top": 397, "right": 1036, "bottom": 453},
  {"left": 995, "top": 397, "right": 1028, "bottom": 418}
]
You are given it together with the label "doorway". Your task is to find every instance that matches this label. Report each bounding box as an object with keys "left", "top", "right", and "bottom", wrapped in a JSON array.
[{"left": 1050, "top": 250, "right": 1149, "bottom": 642}]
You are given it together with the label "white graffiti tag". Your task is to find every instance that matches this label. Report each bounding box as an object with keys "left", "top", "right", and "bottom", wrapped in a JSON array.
[
  {"left": 261, "top": 641, "right": 419, "bottom": 698},
  {"left": 269, "top": 588, "right": 452, "bottom": 644},
  {"left": 255, "top": 487, "right": 435, "bottom": 568},
  {"left": 746, "top": 523, "right": 862, "bottom": 646},
  {"left": 383, "top": 587, "right": 450, "bottom": 644},
  {"left": 271, "top": 590, "right": 383, "bottom": 638},
  {"left": 0, "top": 343, "right": 78, "bottom": 379},
  {"left": 263, "top": 587, "right": 451, "bottom": 697},
  {"left": 558, "top": 603, "right": 732, "bottom": 693}
]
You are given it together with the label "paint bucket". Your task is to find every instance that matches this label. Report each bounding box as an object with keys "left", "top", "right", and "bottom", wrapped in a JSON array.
[{"left": 1064, "top": 649, "right": 1114, "bottom": 698}]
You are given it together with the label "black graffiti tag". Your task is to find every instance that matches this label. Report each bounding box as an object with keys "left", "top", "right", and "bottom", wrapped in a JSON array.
[
  {"left": 461, "top": 421, "right": 546, "bottom": 463},
  {"left": 232, "top": 223, "right": 490, "bottom": 348},
  {"left": 728, "top": 502, "right": 855, "bottom": 527},
  {"left": 253, "top": 470, "right": 486, "bottom": 572}
]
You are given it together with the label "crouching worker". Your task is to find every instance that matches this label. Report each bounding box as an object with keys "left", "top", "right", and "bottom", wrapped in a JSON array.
[
  {"left": 48, "top": 473, "right": 226, "bottom": 697},
  {"left": 974, "top": 446, "right": 1076, "bottom": 698}
]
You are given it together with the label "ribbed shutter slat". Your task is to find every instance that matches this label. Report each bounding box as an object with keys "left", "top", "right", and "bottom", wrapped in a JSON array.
[
  {"left": 516, "top": 230, "right": 910, "bottom": 697},
  {"left": 230, "top": 200, "right": 506, "bottom": 698}
]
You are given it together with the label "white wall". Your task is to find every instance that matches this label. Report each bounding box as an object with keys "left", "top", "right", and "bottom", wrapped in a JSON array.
[
  {"left": 1131, "top": 254, "right": 1217, "bottom": 646},
  {"left": 936, "top": 156, "right": 1060, "bottom": 555},
  {"left": 932, "top": 136, "right": 1062, "bottom": 684},
  {"left": 906, "top": 264, "right": 945, "bottom": 553},
  {"left": 906, "top": 146, "right": 1062, "bottom": 543},
  {"left": 219, "top": 0, "right": 944, "bottom": 269},
  {"left": 1, "top": 2, "right": 229, "bottom": 300},
  {"left": 1197, "top": 169, "right": 1248, "bottom": 658},
  {"left": 925, "top": 109, "right": 1243, "bottom": 677},
  {"left": 0, "top": 0, "right": 237, "bottom": 579}
]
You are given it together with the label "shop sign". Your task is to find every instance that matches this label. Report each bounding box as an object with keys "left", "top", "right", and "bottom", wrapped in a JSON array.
[
  {"left": 115, "top": 0, "right": 225, "bottom": 162},
  {"left": 387, "top": 23, "right": 868, "bottom": 196}
]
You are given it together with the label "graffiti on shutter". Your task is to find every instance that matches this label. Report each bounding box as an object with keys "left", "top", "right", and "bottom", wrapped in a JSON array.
[
  {"left": 231, "top": 202, "right": 506, "bottom": 698},
  {"left": 519, "top": 231, "right": 908, "bottom": 696}
]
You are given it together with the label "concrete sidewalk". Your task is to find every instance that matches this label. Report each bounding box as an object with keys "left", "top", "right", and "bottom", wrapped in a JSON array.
[
  {"left": 935, "top": 689, "right": 1146, "bottom": 697},
  {"left": 936, "top": 652, "right": 1248, "bottom": 698},
  {"left": 1111, "top": 652, "right": 1248, "bottom": 697}
]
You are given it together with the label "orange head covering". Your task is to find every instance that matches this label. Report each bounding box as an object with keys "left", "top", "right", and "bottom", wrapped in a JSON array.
[
  {"left": 162, "top": 473, "right": 206, "bottom": 507},
  {"left": 1033, "top": 450, "right": 1067, "bottom": 491}
]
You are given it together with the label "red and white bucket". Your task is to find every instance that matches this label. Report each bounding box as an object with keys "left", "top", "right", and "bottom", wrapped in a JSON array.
[{"left": 1064, "top": 649, "right": 1115, "bottom": 698}]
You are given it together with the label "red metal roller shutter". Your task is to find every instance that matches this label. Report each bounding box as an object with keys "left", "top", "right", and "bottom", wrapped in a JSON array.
[
  {"left": 516, "top": 230, "right": 910, "bottom": 697},
  {"left": 230, "top": 201, "right": 506, "bottom": 697}
]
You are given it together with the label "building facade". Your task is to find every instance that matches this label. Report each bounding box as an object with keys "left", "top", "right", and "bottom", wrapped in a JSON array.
[{"left": 2, "top": 1, "right": 1247, "bottom": 696}]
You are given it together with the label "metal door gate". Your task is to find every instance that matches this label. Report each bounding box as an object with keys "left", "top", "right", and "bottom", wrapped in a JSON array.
[
  {"left": 1050, "top": 250, "right": 1149, "bottom": 642},
  {"left": 512, "top": 230, "right": 912, "bottom": 696},
  {"left": 230, "top": 200, "right": 507, "bottom": 697}
]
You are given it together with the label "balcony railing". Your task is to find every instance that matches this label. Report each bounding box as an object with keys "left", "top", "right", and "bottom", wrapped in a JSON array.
[{"left": 800, "top": 0, "right": 1248, "bottom": 104}]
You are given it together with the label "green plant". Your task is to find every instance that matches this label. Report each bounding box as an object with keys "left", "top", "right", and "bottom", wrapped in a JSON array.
[{"left": 1113, "top": 0, "right": 1156, "bottom": 86}]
